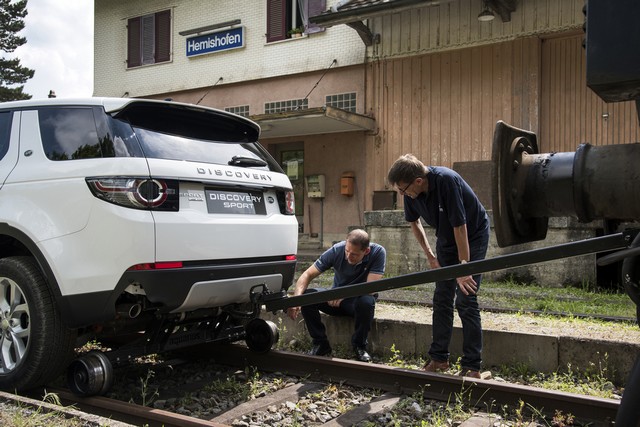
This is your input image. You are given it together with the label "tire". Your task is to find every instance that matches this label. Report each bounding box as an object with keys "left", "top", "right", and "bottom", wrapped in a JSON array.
[{"left": 0, "top": 256, "right": 77, "bottom": 391}]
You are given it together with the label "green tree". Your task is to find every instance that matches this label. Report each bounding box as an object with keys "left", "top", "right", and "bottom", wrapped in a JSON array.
[{"left": 0, "top": 0, "right": 34, "bottom": 101}]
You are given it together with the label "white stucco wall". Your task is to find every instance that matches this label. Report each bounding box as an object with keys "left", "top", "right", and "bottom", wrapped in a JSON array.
[{"left": 94, "top": 0, "right": 366, "bottom": 97}]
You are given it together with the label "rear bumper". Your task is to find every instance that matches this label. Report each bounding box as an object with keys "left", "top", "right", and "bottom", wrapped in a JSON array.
[{"left": 61, "top": 257, "right": 296, "bottom": 327}]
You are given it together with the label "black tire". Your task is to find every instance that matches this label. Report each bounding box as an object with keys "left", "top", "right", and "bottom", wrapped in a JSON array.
[{"left": 0, "top": 256, "right": 77, "bottom": 391}]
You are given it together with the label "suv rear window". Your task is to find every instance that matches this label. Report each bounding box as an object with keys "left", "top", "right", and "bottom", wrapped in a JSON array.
[
  {"left": 133, "top": 126, "right": 276, "bottom": 171},
  {"left": 39, "top": 107, "right": 144, "bottom": 161},
  {"left": 115, "top": 102, "right": 284, "bottom": 173},
  {"left": 38, "top": 103, "right": 283, "bottom": 173}
]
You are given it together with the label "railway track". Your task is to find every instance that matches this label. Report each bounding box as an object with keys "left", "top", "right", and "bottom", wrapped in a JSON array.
[{"left": 16, "top": 343, "right": 619, "bottom": 426}]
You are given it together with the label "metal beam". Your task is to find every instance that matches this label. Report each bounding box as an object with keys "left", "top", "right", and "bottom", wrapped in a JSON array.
[{"left": 262, "top": 231, "right": 633, "bottom": 312}]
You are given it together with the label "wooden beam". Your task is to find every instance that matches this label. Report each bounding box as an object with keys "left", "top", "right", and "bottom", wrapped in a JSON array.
[{"left": 346, "top": 21, "right": 375, "bottom": 46}]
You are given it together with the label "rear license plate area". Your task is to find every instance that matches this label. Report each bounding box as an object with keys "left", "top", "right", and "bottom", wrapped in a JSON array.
[{"left": 205, "top": 189, "right": 266, "bottom": 215}]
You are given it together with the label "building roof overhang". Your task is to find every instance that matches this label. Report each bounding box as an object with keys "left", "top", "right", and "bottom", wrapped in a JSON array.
[
  {"left": 251, "top": 106, "right": 376, "bottom": 139},
  {"left": 310, "top": 0, "right": 447, "bottom": 27},
  {"left": 310, "top": 0, "right": 517, "bottom": 30}
]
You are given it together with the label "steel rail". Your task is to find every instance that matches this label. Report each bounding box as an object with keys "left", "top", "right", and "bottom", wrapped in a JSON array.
[
  {"left": 209, "top": 344, "right": 619, "bottom": 423},
  {"left": 44, "top": 387, "right": 229, "bottom": 427},
  {"left": 263, "top": 231, "right": 633, "bottom": 311}
]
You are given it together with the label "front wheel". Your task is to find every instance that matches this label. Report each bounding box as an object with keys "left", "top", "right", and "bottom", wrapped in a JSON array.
[{"left": 0, "top": 256, "right": 76, "bottom": 391}]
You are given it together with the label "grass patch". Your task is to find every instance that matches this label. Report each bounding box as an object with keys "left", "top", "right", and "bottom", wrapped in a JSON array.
[
  {"left": 377, "top": 279, "right": 637, "bottom": 319},
  {"left": 479, "top": 279, "right": 636, "bottom": 318},
  {"left": 494, "top": 352, "right": 619, "bottom": 399}
]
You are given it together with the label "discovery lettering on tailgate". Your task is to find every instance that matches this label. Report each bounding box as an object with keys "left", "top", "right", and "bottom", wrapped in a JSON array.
[{"left": 197, "top": 167, "right": 273, "bottom": 182}]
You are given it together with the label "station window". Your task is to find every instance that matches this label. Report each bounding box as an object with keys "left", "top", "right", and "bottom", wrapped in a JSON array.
[
  {"left": 127, "top": 10, "right": 171, "bottom": 68},
  {"left": 265, "top": 99, "right": 308, "bottom": 114},
  {"left": 266, "top": 0, "right": 325, "bottom": 43},
  {"left": 225, "top": 105, "right": 250, "bottom": 117},
  {"left": 326, "top": 92, "right": 357, "bottom": 113}
]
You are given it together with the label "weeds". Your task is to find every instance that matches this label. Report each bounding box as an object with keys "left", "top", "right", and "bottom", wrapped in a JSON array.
[
  {"left": 136, "top": 369, "right": 159, "bottom": 407},
  {"left": 387, "top": 344, "right": 405, "bottom": 367},
  {"left": 493, "top": 353, "right": 619, "bottom": 399},
  {"left": 0, "top": 392, "right": 86, "bottom": 427}
]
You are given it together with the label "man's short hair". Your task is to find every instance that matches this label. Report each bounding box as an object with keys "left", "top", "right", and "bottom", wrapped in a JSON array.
[
  {"left": 387, "top": 153, "right": 426, "bottom": 187},
  {"left": 347, "top": 229, "right": 370, "bottom": 250}
]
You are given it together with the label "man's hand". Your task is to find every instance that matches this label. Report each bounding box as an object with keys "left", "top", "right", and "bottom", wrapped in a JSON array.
[
  {"left": 456, "top": 275, "right": 477, "bottom": 295},
  {"left": 287, "top": 306, "right": 301, "bottom": 320},
  {"left": 327, "top": 298, "right": 343, "bottom": 308}
]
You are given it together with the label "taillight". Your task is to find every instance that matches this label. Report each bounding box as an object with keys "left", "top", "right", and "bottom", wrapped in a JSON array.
[
  {"left": 86, "top": 177, "right": 179, "bottom": 211},
  {"left": 285, "top": 190, "right": 295, "bottom": 214},
  {"left": 276, "top": 189, "right": 295, "bottom": 215}
]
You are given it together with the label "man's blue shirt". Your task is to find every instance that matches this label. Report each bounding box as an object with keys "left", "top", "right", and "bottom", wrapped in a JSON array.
[
  {"left": 314, "top": 241, "right": 386, "bottom": 288},
  {"left": 404, "top": 166, "right": 489, "bottom": 252}
]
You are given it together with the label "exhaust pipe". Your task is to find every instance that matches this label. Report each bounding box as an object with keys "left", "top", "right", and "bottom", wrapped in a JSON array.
[{"left": 116, "top": 303, "right": 142, "bottom": 319}]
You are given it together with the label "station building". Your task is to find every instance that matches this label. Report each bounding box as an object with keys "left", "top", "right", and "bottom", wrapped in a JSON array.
[{"left": 94, "top": 0, "right": 640, "bottom": 266}]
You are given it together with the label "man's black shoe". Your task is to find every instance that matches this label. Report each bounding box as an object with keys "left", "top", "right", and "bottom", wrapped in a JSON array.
[
  {"left": 354, "top": 346, "right": 372, "bottom": 363},
  {"left": 309, "top": 342, "right": 332, "bottom": 356}
]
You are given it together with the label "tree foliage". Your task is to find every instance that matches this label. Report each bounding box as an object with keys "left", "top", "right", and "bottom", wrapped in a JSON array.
[{"left": 0, "top": 0, "right": 34, "bottom": 102}]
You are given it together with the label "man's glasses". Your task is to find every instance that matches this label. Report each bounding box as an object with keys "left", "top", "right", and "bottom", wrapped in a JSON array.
[{"left": 398, "top": 178, "right": 416, "bottom": 195}]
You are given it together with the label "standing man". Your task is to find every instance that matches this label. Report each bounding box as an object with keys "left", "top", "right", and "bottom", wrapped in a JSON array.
[
  {"left": 387, "top": 154, "right": 490, "bottom": 378},
  {"left": 287, "top": 229, "right": 386, "bottom": 362}
]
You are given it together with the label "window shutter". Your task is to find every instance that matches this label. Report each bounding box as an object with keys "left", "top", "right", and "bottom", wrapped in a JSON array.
[
  {"left": 127, "top": 17, "right": 141, "bottom": 68},
  {"left": 267, "top": 0, "right": 287, "bottom": 42},
  {"left": 141, "top": 15, "right": 155, "bottom": 65},
  {"left": 155, "top": 10, "right": 171, "bottom": 63},
  {"left": 307, "top": 0, "right": 326, "bottom": 34}
]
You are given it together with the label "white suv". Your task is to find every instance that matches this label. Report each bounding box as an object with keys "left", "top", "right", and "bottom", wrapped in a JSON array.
[{"left": 0, "top": 98, "right": 297, "bottom": 394}]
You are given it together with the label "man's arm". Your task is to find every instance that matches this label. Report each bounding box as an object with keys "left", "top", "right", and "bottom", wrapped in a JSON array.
[
  {"left": 453, "top": 223, "right": 470, "bottom": 263},
  {"left": 366, "top": 272, "right": 383, "bottom": 282},
  {"left": 287, "top": 264, "right": 322, "bottom": 320},
  {"left": 453, "top": 223, "right": 477, "bottom": 296},
  {"left": 410, "top": 220, "right": 439, "bottom": 269}
]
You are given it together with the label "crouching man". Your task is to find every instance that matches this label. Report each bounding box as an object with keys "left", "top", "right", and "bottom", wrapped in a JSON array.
[{"left": 287, "top": 229, "right": 386, "bottom": 362}]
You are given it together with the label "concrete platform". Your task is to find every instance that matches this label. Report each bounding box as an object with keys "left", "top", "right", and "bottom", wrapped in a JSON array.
[{"left": 263, "top": 309, "right": 639, "bottom": 385}]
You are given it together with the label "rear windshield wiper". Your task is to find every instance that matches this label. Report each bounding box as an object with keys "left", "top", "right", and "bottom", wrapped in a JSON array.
[{"left": 228, "top": 156, "right": 268, "bottom": 167}]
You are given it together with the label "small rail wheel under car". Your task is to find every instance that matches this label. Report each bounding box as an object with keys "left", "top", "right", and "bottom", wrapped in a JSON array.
[
  {"left": 245, "top": 318, "right": 279, "bottom": 353},
  {"left": 67, "top": 351, "right": 114, "bottom": 397}
]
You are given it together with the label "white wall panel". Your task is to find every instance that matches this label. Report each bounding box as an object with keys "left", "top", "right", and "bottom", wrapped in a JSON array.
[{"left": 94, "top": 0, "right": 365, "bottom": 97}]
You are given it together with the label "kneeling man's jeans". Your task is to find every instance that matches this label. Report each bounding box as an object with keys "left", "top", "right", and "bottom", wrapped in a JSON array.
[{"left": 301, "top": 288, "right": 376, "bottom": 348}]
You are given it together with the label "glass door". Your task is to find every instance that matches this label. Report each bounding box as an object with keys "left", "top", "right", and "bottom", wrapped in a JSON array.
[{"left": 280, "top": 149, "right": 304, "bottom": 233}]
